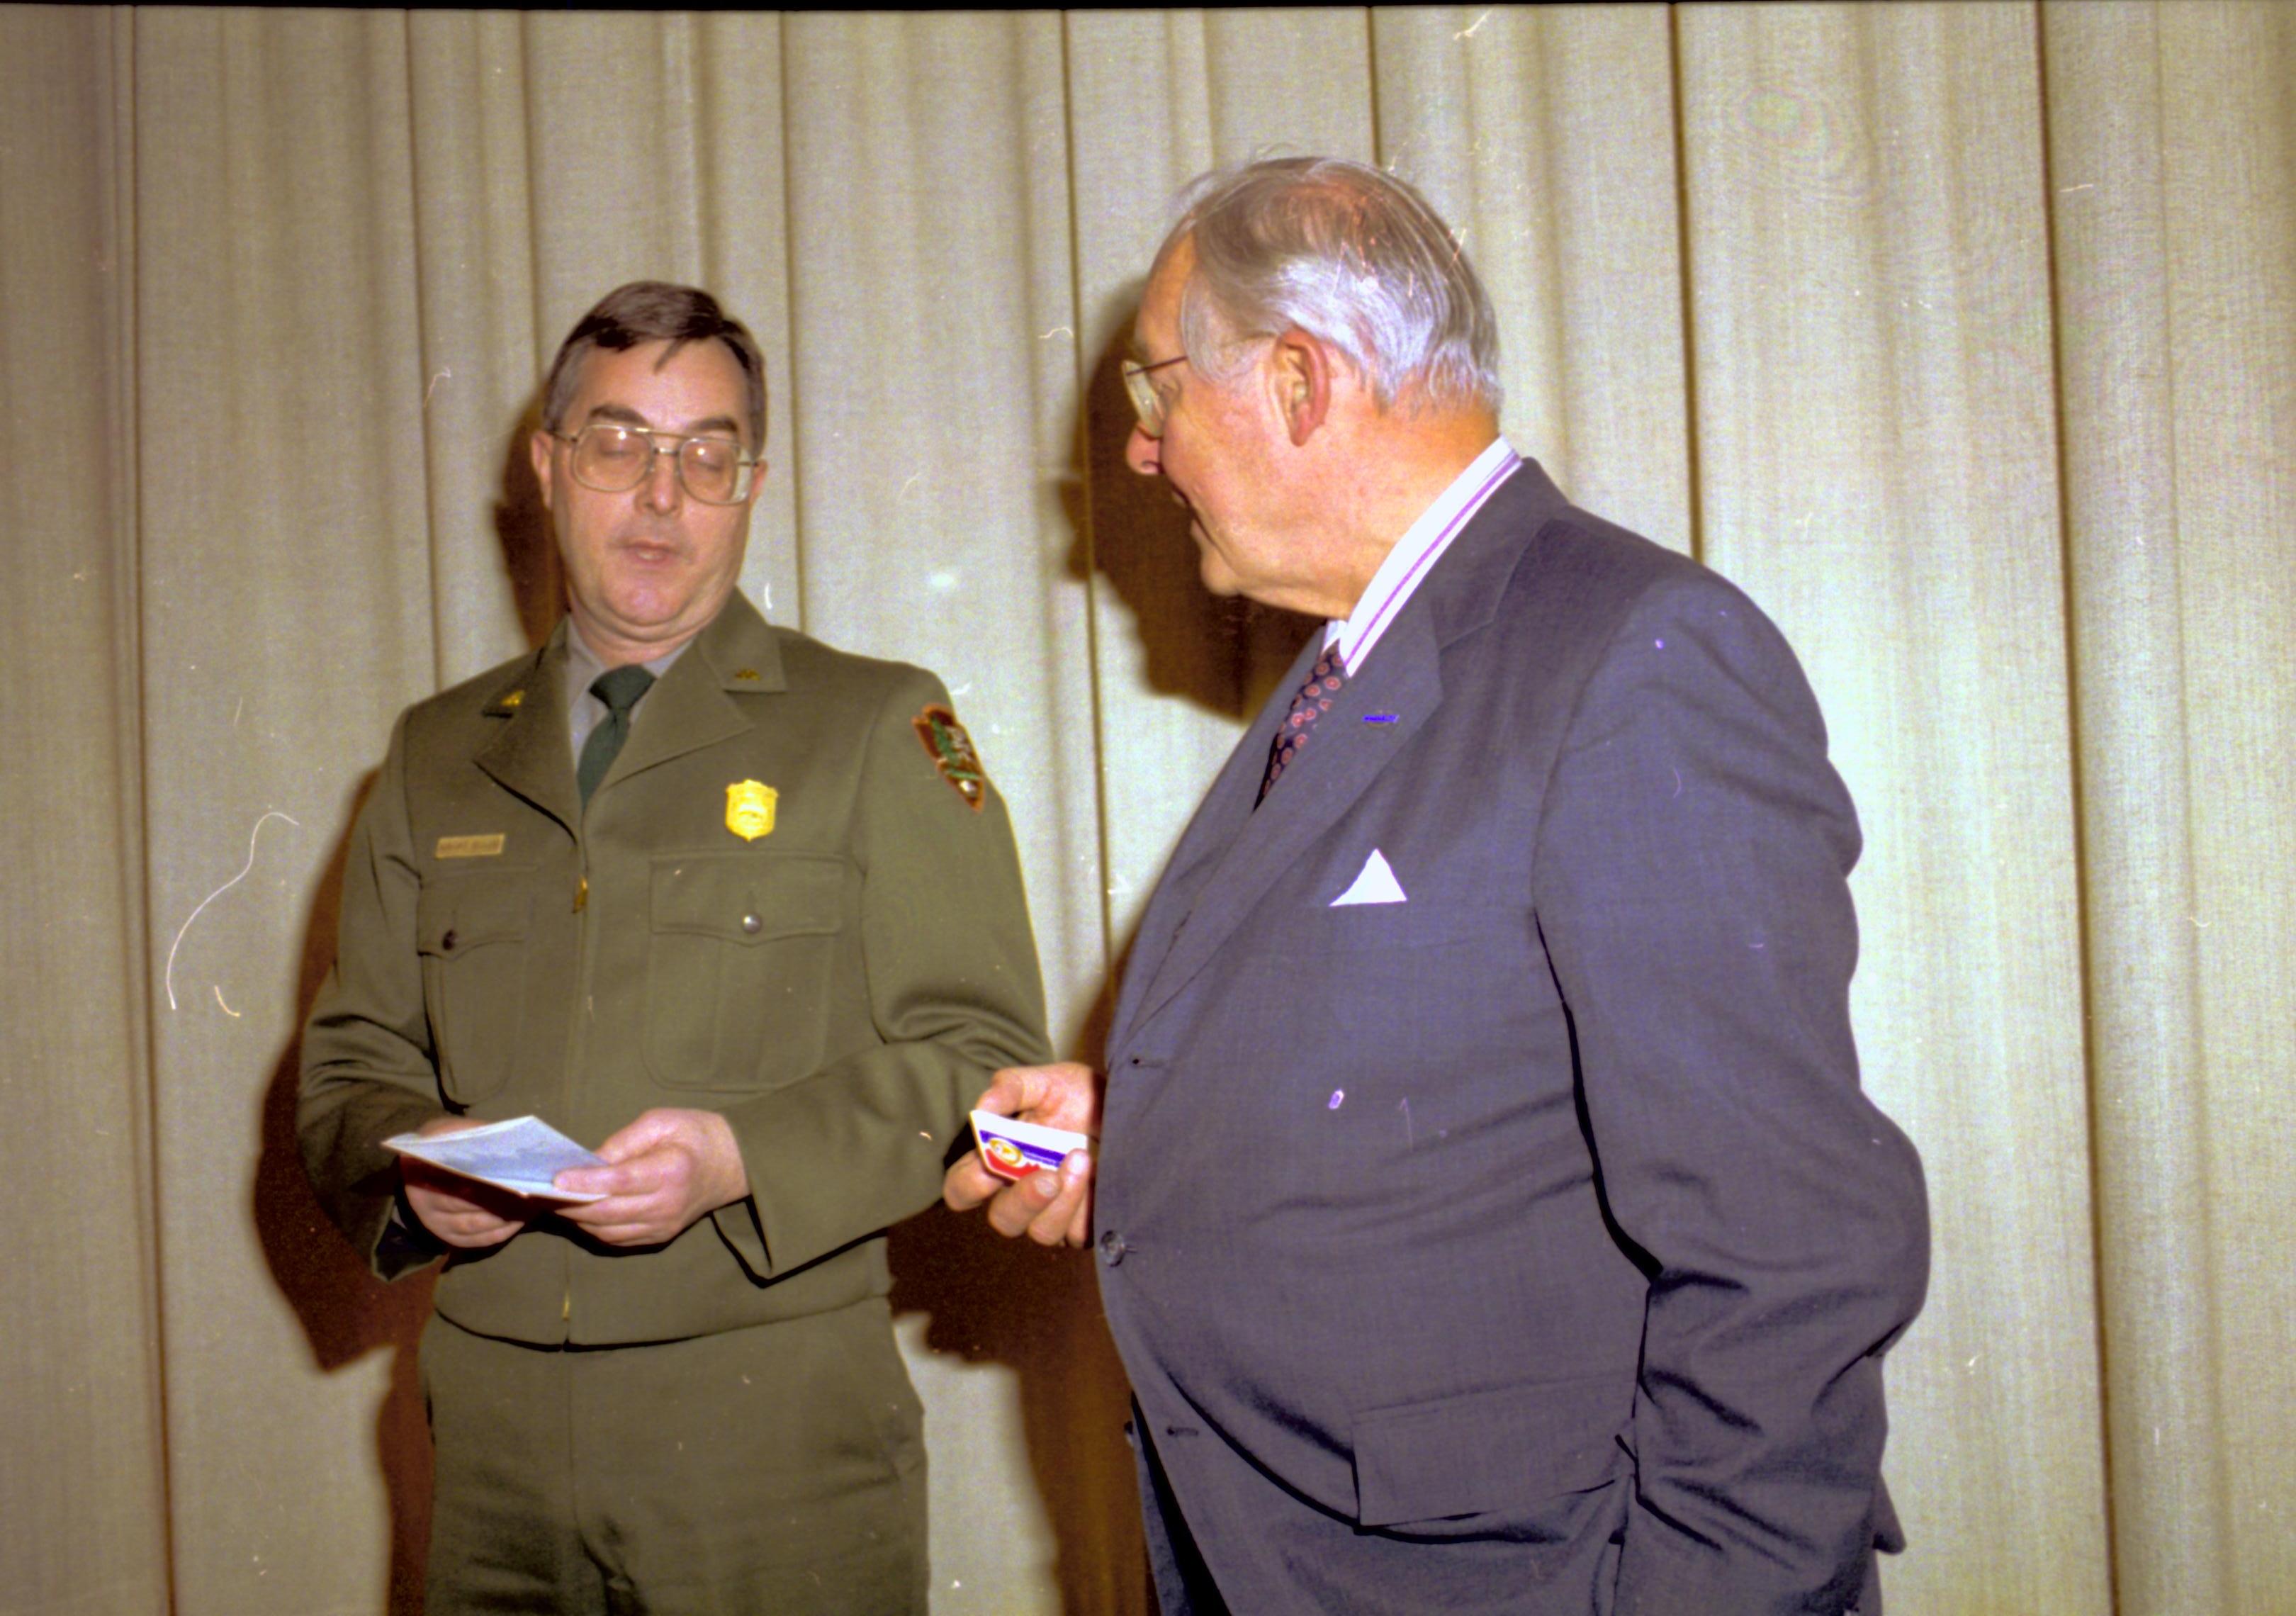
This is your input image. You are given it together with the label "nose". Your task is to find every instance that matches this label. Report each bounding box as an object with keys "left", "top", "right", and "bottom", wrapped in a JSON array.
[
  {"left": 1125, "top": 422, "right": 1162, "bottom": 478},
  {"left": 639, "top": 444, "right": 683, "bottom": 512}
]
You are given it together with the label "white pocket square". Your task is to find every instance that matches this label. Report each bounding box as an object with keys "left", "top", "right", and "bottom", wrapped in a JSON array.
[{"left": 1331, "top": 848, "right": 1407, "bottom": 906}]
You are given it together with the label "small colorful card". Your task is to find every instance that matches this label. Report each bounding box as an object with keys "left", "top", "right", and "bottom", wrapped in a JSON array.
[{"left": 969, "top": 1109, "right": 1091, "bottom": 1182}]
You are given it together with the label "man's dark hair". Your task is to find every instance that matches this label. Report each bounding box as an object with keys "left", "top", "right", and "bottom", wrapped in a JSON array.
[{"left": 541, "top": 281, "right": 768, "bottom": 451}]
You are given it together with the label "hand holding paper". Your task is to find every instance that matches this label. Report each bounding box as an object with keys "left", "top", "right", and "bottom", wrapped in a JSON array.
[
  {"left": 386, "top": 1115, "right": 608, "bottom": 1201},
  {"left": 552, "top": 1109, "right": 750, "bottom": 1248},
  {"left": 386, "top": 1115, "right": 607, "bottom": 1248}
]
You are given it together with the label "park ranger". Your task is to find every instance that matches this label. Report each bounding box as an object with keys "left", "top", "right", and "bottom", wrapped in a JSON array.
[{"left": 300, "top": 281, "right": 1049, "bottom": 1615}]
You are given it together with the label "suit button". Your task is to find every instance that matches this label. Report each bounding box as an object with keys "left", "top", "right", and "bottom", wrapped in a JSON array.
[
  {"left": 439, "top": 929, "right": 457, "bottom": 952},
  {"left": 739, "top": 913, "right": 762, "bottom": 935},
  {"left": 1097, "top": 1229, "right": 1129, "bottom": 1267}
]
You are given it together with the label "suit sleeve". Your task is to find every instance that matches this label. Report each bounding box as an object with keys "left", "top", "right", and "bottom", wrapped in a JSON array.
[
  {"left": 1530, "top": 572, "right": 1928, "bottom": 1614},
  {"left": 297, "top": 712, "right": 455, "bottom": 1279},
  {"left": 708, "top": 669, "right": 1052, "bottom": 1278}
]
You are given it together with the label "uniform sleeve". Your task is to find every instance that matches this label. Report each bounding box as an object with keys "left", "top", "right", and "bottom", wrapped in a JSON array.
[
  {"left": 297, "top": 712, "right": 454, "bottom": 1279},
  {"left": 708, "top": 670, "right": 1052, "bottom": 1279},
  {"left": 1530, "top": 573, "right": 1928, "bottom": 1614}
]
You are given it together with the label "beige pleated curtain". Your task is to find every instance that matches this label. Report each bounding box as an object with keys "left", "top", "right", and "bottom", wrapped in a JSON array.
[{"left": 5, "top": 4, "right": 2291, "bottom": 1613}]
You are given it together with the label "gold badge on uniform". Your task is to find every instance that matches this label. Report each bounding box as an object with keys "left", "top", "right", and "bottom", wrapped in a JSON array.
[
  {"left": 726, "top": 780, "right": 777, "bottom": 841},
  {"left": 912, "top": 705, "right": 988, "bottom": 811},
  {"left": 436, "top": 834, "right": 506, "bottom": 859}
]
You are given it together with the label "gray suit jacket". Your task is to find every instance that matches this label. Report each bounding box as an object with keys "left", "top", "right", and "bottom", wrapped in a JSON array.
[{"left": 1093, "top": 461, "right": 1928, "bottom": 1615}]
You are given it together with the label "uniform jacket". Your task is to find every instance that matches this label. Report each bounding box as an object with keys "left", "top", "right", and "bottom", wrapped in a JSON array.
[
  {"left": 300, "top": 592, "right": 1049, "bottom": 1345},
  {"left": 1094, "top": 461, "right": 1928, "bottom": 1615}
]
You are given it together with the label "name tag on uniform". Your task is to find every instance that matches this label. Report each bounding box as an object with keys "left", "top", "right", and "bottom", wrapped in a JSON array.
[{"left": 435, "top": 834, "right": 506, "bottom": 859}]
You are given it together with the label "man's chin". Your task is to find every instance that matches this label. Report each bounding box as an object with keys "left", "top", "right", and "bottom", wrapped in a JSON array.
[
  {"left": 598, "top": 571, "right": 721, "bottom": 627},
  {"left": 1193, "top": 541, "right": 1243, "bottom": 600},
  {"left": 601, "top": 596, "right": 694, "bottom": 634},
  {"left": 570, "top": 591, "right": 715, "bottom": 659}
]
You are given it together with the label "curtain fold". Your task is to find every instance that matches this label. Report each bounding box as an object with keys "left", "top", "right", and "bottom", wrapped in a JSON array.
[
  {"left": 1, "top": 11, "right": 171, "bottom": 1616},
  {"left": 1682, "top": 9, "right": 2107, "bottom": 1603},
  {"left": 2044, "top": 9, "right": 2217, "bottom": 1612},
  {"left": 7, "top": 6, "right": 2290, "bottom": 1612},
  {"left": 2053, "top": 6, "right": 2296, "bottom": 1611}
]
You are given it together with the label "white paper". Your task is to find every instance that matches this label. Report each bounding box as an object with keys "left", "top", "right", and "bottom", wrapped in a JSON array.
[{"left": 384, "top": 1115, "right": 608, "bottom": 1203}]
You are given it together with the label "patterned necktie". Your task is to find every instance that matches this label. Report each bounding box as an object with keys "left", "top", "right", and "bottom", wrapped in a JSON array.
[
  {"left": 577, "top": 664, "right": 656, "bottom": 807},
  {"left": 1257, "top": 644, "right": 1346, "bottom": 804}
]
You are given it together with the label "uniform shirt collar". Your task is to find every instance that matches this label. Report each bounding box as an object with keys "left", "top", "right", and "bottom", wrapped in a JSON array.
[{"left": 564, "top": 618, "right": 692, "bottom": 759}]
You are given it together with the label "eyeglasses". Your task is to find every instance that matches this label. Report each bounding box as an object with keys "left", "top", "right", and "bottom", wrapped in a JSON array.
[
  {"left": 1120, "top": 353, "right": 1190, "bottom": 438},
  {"left": 551, "top": 422, "right": 761, "bottom": 505}
]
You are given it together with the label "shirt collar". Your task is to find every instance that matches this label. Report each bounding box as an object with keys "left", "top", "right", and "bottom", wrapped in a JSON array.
[
  {"left": 563, "top": 617, "right": 692, "bottom": 754},
  {"left": 566, "top": 618, "right": 691, "bottom": 688},
  {"left": 1325, "top": 437, "right": 1521, "bottom": 674}
]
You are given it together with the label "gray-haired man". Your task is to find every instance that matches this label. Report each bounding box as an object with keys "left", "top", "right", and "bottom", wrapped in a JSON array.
[{"left": 947, "top": 157, "right": 1928, "bottom": 1615}]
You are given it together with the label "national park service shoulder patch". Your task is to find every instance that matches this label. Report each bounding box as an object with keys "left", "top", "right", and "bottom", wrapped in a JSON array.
[{"left": 912, "top": 704, "right": 988, "bottom": 811}]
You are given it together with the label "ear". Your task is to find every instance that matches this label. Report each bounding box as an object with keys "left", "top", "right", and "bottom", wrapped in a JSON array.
[
  {"left": 1268, "top": 330, "right": 1332, "bottom": 448},
  {"left": 529, "top": 430, "right": 558, "bottom": 512}
]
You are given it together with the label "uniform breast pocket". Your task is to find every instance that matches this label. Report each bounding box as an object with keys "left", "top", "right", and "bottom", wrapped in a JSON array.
[
  {"left": 644, "top": 853, "right": 845, "bottom": 1092},
  {"left": 416, "top": 872, "right": 536, "bottom": 1105}
]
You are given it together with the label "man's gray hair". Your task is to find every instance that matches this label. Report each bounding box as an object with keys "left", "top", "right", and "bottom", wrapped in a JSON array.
[{"left": 1163, "top": 156, "right": 1502, "bottom": 415}]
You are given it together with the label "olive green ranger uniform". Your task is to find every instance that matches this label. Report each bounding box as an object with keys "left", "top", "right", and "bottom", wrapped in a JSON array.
[{"left": 299, "top": 590, "right": 1050, "bottom": 1611}]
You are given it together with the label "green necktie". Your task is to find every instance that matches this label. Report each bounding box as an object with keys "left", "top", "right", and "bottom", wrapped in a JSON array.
[{"left": 577, "top": 664, "right": 656, "bottom": 807}]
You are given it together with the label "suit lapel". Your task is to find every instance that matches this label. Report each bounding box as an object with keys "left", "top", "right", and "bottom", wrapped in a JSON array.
[
  {"left": 1110, "top": 637, "right": 1317, "bottom": 1051},
  {"left": 473, "top": 594, "right": 787, "bottom": 827},
  {"left": 474, "top": 635, "right": 580, "bottom": 834},
  {"left": 1112, "top": 459, "right": 1573, "bottom": 1052},
  {"left": 1122, "top": 607, "right": 1446, "bottom": 1041},
  {"left": 595, "top": 592, "right": 785, "bottom": 795}
]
